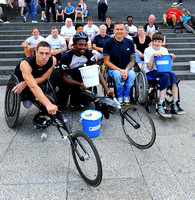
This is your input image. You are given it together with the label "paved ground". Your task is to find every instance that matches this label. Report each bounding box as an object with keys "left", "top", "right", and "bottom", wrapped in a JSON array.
[{"left": 0, "top": 81, "right": 194, "bottom": 200}]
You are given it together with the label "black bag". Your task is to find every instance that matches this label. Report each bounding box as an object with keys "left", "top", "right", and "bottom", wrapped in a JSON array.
[
  {"left": 174, "top": 22, "right": 183, "bottom": 33},
  {"left": 25, "top": 0, "right": 31, "bottom": 3}
]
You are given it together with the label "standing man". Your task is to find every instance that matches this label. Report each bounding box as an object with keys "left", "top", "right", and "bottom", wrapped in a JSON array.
[
  {"left": 163, "top": 2, "right": 183, "bottom": 27},
  {"left": 0, "top": 0, "right": 13, "bottom": 23},
  {"left": 97, "top": 0, "right": 108, "bottom": 22},
  {"left": 23, "top": 0, "right": 37, "bottom": 23},
  {"left": 45, "top": 0, "right": 56, "bottom": 22},
  {"left": 45, "top": 26, "right": 67, "bottom": 63},
  {"left": 103, "top": 21, "right": 136, "bottom": 105},
  {"left": 12, "top": 41, "right": 58, "bottom": 114}
]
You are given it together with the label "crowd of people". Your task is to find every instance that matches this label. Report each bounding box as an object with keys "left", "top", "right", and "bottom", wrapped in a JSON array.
[{"left": 4, "top": 1, "right": 191, "bottom": 118}]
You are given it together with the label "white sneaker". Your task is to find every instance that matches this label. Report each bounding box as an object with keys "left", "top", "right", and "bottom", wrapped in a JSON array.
[
  {"left": 3, "top": 21, "right": 10, "bottom": 24},
  {"left": 32, "top": 20, "right": 38, "bottom": 23},
  {"left": 0, "top": 19, "right": 3, "bottom": 22},
  {"left": 41, "top": 17, "right": 44, "bottom": 21},
  {"left": 124, "top": 96, "right": 130, "bottom": 105},
  {"left": 23, "top": 17, "right": 26, "bottom": 22},
  {"left": 117, "top": 97, "right": 123, "bottom": 105}
]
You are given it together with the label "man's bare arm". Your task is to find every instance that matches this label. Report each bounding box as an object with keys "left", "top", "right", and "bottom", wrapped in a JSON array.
[{"left": 125, "top": 54, "right": 135, "bottom": 71}]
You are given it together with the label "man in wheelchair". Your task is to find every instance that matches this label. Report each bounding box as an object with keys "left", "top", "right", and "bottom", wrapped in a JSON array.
[
  {"left": 12, "top": 41, "right": 58, "bottom": 115},
  {"left": 54, "top": 32, "right": 113, "bottom": 110},
  {"left": 144, "top": 32, "right": 185, "bottom": 118},
  {"left": 103, "top": 21, "right": 136, "bottom": 105}
]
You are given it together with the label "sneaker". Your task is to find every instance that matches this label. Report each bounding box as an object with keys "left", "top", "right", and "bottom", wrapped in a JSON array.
[
  {"left": 0, "top": 19, "right": 3, "bottom": 22},
  {"left": 117, "top": 97, "right": 123, "bottom": 105},
  {"left": 82, "top": 19, "right": 84, "bottom": 22},
  {"left": 32, "top": 20, "right": 38, "bottom": 23},
  {"left": 157, "top": 103, "right": 172, "bottom": 118},
  {"left": 170, "top": 101, "right": 185, "bottom": 115},
  {"left": 163, "top": 22, "right": 168, "bottom": 27},
  {"left": 23, "top": 16, "right": 26, "bottom": 22},
  {"left": 3, "top": 21, "right": 10, "bottom": 24},
  {"left": 41, "top": 17, "right": 45, "bottom": 21},
  {"left": 74, "top": 20, "right": 77, "bottom": 22},
  {"left": 124, "top": 96, "right": 130, "bottom": 105}
]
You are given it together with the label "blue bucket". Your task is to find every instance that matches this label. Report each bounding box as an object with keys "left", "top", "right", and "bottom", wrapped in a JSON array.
[
  {"left": 155, "top": 55, "right": 172, "bottom": 72},
  {"left": 80, "top": 110, "right": 102, "bottom": 138}
]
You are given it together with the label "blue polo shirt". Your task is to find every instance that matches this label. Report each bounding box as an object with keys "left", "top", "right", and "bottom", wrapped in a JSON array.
[
  {"left": 93, "top": 34, "right": 111, "bottom": 48},
  {"left": 65, "top": 6, "right": 74, "bottom": 14},
  {"left": 103, "top": 37, "right": 135, "bottom": 69}
]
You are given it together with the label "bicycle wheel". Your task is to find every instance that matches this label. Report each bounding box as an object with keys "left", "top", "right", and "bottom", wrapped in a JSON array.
[
  {"left": 121, "top": 105, "right": 156, "bottom": 149},
  {"left": 71, "top": 131, "right": 102, "bottom": 187}
]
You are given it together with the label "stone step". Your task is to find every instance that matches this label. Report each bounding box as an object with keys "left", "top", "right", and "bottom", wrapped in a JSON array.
[
  {"left": 168, "top": 48, "right": 195, "bottom": 55},
  {"left": 166, "top": 43, "right": 195, "bottom": 48},
  {"left": 0, "top": 51, "right": 25, "bottom": 58},
  {"left": 0, "top": 66, "right": 15, "bottom": 75}
]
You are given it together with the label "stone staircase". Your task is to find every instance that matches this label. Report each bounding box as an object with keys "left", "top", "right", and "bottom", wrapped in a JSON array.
[{"left": 0, "top": 0, "right": 195, "bottom": 85}]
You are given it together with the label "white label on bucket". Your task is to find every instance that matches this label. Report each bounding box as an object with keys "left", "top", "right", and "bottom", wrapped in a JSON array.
[
  {"left": 89, "top": 124, "right": 101, "bottom": 131},
  {"left": 156, "top": 61, "right": 169, "bottom": 65}
]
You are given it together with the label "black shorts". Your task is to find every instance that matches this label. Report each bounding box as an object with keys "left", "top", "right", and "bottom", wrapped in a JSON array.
[{"left": 167, "top": 18, "right": 173, "bottom": 25}]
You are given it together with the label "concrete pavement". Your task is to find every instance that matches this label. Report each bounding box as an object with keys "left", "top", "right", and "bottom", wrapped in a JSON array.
[{"left": 0, "top": 80, "right": 195, "bottom": 200}]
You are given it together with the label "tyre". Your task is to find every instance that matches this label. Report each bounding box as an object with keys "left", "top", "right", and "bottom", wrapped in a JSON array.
[
  {"left": 71, "top": 131, "right": 102, "bottom": 187},
  {"left": 4, "top": 74, "right": 21, "bottom": 128},
  {"left": 121, "top": 105, "right": 156, "bottom": 149}
]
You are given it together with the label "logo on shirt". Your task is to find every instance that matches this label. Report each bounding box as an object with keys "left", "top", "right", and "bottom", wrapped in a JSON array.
[
  {"left": 90, "top": 56, "right": 96, "bottom": 62},
  {"left": 127, "top": 48, "right": 130, "bottom": 51},
  {"left": 38, "top": 68, "right": 42, "bottom": 71}
]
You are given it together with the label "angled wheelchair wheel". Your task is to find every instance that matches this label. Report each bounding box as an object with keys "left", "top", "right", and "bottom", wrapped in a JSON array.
[
  {"left": 136, "top": 70, "right": 148, "bottom": 104},
  {"left": 4, "top": 74, "right": 21, "bottom": 128}
]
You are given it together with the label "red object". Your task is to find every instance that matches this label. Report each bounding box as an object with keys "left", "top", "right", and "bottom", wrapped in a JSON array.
[{"left": 166, "top": 8, "right": 182, "bottom": 20}]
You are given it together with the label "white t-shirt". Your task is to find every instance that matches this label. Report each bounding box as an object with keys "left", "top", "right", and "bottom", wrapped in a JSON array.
[
  {"left": 26, "top": 35, "right": 44, "bottom": 49},
  {"left": 144, "top": 46, "right": 169, "bottom": 73},
  {"left": 60, "top": 26, "right": 76, "bottom": 38},
  {"left": 126, "top": 35, "right": 133, "bottom": 40},
  {"left": 84, "top": 24, "right": 99, "bottom": 38},
  {"left": 145, "top": 24, "right": 156, "bottom": 35},
  {"left": 0, "top": 0, "right": 7, "bottom": 5},
  {"left": 126, "top": 24, "right": 137, "bottom": 35},
  {"left": 44, "top": 34, "right": 66, "bottom": 51}
]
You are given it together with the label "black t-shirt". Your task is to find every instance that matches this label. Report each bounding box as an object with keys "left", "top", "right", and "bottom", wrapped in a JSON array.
[
  {"left": 14, "top": 55, "right": 53, "bottom": 82},
  {"left": 93, "top": 34, "right": 111, "bottom": 48},
  {"left": 105, "top": 23, "right": 114, "bottom": 35},
  {"left": 133, "top": 36, "right": 151, "bottom": 54},
  {"left": 103, "top": 37, "right": 135, "bottom": 69}
]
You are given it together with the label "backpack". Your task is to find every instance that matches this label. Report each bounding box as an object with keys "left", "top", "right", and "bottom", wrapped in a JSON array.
[
  {"left": 174, "top": 22, "right": 183, "bottom": 33},
  {"left": 25, "top": 0, "right": 31, "bottom": 3}
]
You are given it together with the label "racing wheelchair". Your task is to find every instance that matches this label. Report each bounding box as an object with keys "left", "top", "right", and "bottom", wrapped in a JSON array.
[{"left": 4, "top": 74, "right": 102, "bottom": 187}]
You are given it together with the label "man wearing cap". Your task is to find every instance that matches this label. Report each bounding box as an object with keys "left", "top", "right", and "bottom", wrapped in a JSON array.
[{"left": 163, "top": 2, "right": 183, "bottom": 27}]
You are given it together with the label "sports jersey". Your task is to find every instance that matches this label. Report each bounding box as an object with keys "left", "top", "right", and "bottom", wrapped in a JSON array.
[
  {"left": 84, "top": 24, "right": 99, "bottom": 38},
  {"left": 44, "top": 34, "right": 66, "bottom": 51},
  {"left": 103, "top": 37, "right": 135, "bottom": 69},
  {"left": 166, "top": 8, "right": 182, "bottom": 20},
  {"left": 60, "top": 49, "right": 96, "bottom": 72},
  {"left": 26, "top": 35, "right": 44, "bottom": 49},
  {"left": 14, "top": 55, "right": 53, "bottom": 81},
  {"left": 144, "top": 46, "right": 169, "bottom": 73},
  {"left": 60, "top": 25, "right": 76, "bottom": 39}
]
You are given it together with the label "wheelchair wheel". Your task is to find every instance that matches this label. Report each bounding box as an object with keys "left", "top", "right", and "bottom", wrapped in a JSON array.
[
  {"left": 4, "top": 74, "right": 21, "bottom": 128},
  {"left": 71, "top": 130, "right": 102, "bottom": 187},
  {"left": 121, "top": 105, "right": 156, "bottom": 149},
  {"left": 136, "top": 70, "right": 148, "bottom": 104}
]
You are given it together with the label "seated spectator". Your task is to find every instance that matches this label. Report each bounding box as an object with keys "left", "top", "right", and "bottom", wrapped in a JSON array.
[
  {"left": 126, "top": 16, "right": 138, "bottom": 37},
  {"left": 105, "top": 16, "right": 114, "bottom": 36},
  {"left": 21, "top": 27, "right": 44, "bottom": 58},
  {"left": 74, "top": 4, "right": 84, "bottom": 22},
  {"left": 144, "top": 14, "right": 159, "bottom": 38},
  {"left": 45, "top": 26, "right": 67, "bottom": 63},
  {"left": 163, "top": 2, "right": 183, "bottom": 27},
  {"left": 60, "top": 18, "right": 76, "bottom": 46},
  {"left": 182, "top": 8, "right": 195, "bottom": 33},
  {"left": 125, "top": 25, "right": 133, "bottom": 40},
  {"left": 84, "top": 17, "right": 99, "bottom": 41},
  {"left": 78, "top": 0, "right": 88, "bottom": 18},
  {"left": 39, "top": 0, "right": 46, "bottom": 21},
  {"left": 56, "top": 3, "right": 64, "bottom": 22},
  {"left": 144, "top": 32, "right": 185, "bottom": 118},
  {"left": 68, "top": 23, "right": 92, "bottom": 50},
  {"left": 97, "top": 0, "right": 108, "bottom": 22},
  {"left": 92, "top": 24, "right": 110, "bottom": 61},
  {"left": 133, "top": 26, "right": 151, "bottom": 69},
  {"left": 64, "top": 2, "right": 75, "bottom": 21}
]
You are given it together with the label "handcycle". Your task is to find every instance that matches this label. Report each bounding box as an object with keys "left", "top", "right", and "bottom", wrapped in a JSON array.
[
  {"left": 4, "top": 74, "right": 102, "bottom": 187},
  {"left": 80, "top": 88, "right": 156, "bottom": 149}
]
